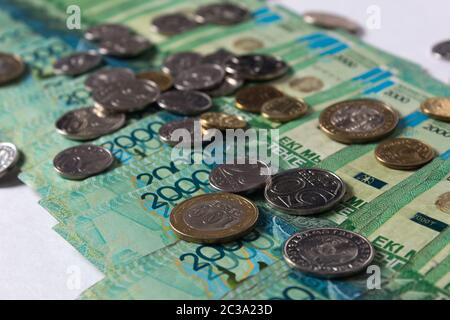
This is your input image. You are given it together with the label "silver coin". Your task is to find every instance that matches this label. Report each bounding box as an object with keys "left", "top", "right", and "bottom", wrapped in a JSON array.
[
  {"left": 152, "top": 13, "right": 198, "bottom": 36},
  {"left": 159, "top": 118, "right": 202, "bottom": 146},
  {"left": 157, "top": 90, "right": 212, "bottom": 116},
  {"left": 84, "top": 23, "right": 132, "bottom": 41},
  {"left": 84, "top": 67, "right": 135, "bottom": 91},
  {"left": 92, "top": 79, "right": 160, "bottom": 113},
  {"left": 174, "top": 63, "right": 225, "bottom": 91},
  {"left": 53, "top": 52, "right": 103, "bottom": 76},
  {"left": 162, "top": 52, "right": 203, "bottom": 76},
  {"left": 204, "top": 76, "right": 243, "bottom": 97},
  {"left": 0, "top": 142, "right": 19, "bottom": 179},
  {"left": 283, "top": 228, "right": 375, "bottom": 278},
  {"left": 225, "top": 54, "right": 289, "bottom": 81},
  {"left": 195, "top": 3, "right": 250, "bottom": 25},
  {"left": 55, "top": 106, "right": 126, "bottom": 141},
  {"left": 264, "top": 168, "right": 346, "bottom": 215},
  {"left": 98, "top": 34, "right": 152, "bottom": 57},
  {"left": 303, "top": 11, "right": 363, "bottom": 35},
  {"left": 201, "top": 48, "right": 236, "bottom": 67},
  {"left": 432, "top": 40, "right": 450, "bottom": 61}
]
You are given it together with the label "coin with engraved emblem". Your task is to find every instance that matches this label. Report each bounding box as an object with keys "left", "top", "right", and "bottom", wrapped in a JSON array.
[
  {"left": 84, "top": 67, "right": 135, "bottom": 91},
  {"left": 162, "top": 52, "right": 203, "bottom": 76},
  {"left": 0, "top": 142, "right": 20, "bottom": 179},
  {"left": 225, "top": 54, "right": 288, "bottom": 81},
  {"left": 283, "top": 228, "right": 374, "bottom": 278},
  {"left": 264, "top": 168, "right": 346, "bottom": 215},
  {"left": 152, "top": 13, "right": 198, "bottom": 36},
  {"left": 319, "top": 99, "right": 399, "bottom": 144},
  {"left": 53, "top": 144, "right": 114, "bottom": 180},
  {"left": 420, "top": 97, "right": 450, "bottom": 122},
  {"left": 53, "top": 52, "right": 103, "bottom": 76},
  {"left": 136, "top": 70, "right": 173, "bottom": 91},
  {"left": 157, "top": 90, "right": 212, "bottom": 115},
  {"left": 195, "top": 3, "right": 250, "bottom": 25},
  {"left": 159, "top": 118, "right": 203, "bottom": 146},
  {"left": 170, "top": 193, "right": 259, "bottom": 243},
  {"left": 235, "top": 85, "right": 284, "bottom": 113},
  {"left": 174, "top": 63, "right": 225, "bottom": 91},
  {"left": 98, "top": 34, "right": 152, "bottom": 57},
  {"left": 375, "top": 138, "right": 435, "bottom": 170},
  {"left": 303, "top": 11, "right": 363, "bottom": 35},
  {"left": 289, "top": 76, "right": 324, "bottom": 93},
  {"left": 436, "top": 192, "right": 450, "bottom": 214},
  {"left": 200, "top": 112, "right": 247, "bottom": 130},
  {"left": 0, "top": 52, "right": 26, "bottom": 85},
  {"left": 84, "top": 23, "right": 133, "bottom": 41},
  {"left": 261, "top": 96, "right": 308, "bottom": 122},
  {"left": 432, "top": 40, "right": 450, "bottom": 61}
]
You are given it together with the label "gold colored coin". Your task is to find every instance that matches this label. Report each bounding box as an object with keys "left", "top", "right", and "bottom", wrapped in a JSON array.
[
  {"left": 261, "top": 96, "right": 308, "bottom": 122},
  {"left": 235, "top": 85, "right": 284, "bottom": 113},
  {"left": 420, "top": 97, "right": 450, "bottom": 122},
  {"left": 0, "top": 52, "right": 25, "bottom": 85},
  {"left": 136, "top": 70, "right": 173, "bottom": 91},
  {"left": 436, "top": 192, "right": 450, "bottom": 214},
  {"left": 232, "top": 37, "right": 264, "bottom": 52},
  {"left": 170, "top": 193, "right": 259, "bottom": 244},
  {"left": 375, "top": 138, "right": 435, "bottom": 170},
  {"left": 319, "top": 99, "right": 399, "bottom": 144},
  {"left": 289, "top": 76, "right": 324, "bottom": 93},
  {"left": 200, "top": 112, "right": 247, "bottom": 130}
]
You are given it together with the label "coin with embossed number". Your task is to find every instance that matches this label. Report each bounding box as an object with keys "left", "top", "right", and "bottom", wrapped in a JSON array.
[
  {"left": 432, "top": 40, "right": 450, "bottom": 61},
  {"left": 283, "top": 228, "right": 374, "bottom": 278},
  {"left": 264, "top": 168, "right": 346, "bottom": 215},
  {"left": 170, "top": 193, "right": 259, "bottom": 243},
  {"left": 137, "top": 70, "right": 173, "bottom": 91},
  {"left": 174, "top": 63, "right": 225, "bottom": 91},
  {"left": 261, "top": 96, "right": 308, "bottom": 122},
  {"left": 157, "top": 90, "right": 212, "bottom": 116},
  {"left": 319, "top": 99, "right": 399, "bottom": 144},
  {"left": 53, "top": 52, "right": 103, "bottom": 76},
  {"left": 98, "top": 34, "right": 152, "bottom": 57},
  {"left": 162, "top": 52, "right": 203, "bottom": 76},
  {"left": 195, "top": 3, "right": 250, "bottom": 25},
  {"left": 55, "top": 106, "right": 126, "bottom": 141},
  {"left": 152, "top": 13, "right": 198, "bottom": 36},
  {"left": 159, "top": 118, "right": 203, "bottom": 146},
  {"left": 0, "top": 142, "right": 19, "bottom": 179},
  {"left": 53, "top": 144, "right": 114, "bottom": 180},
  {"left": 84, "top": 67, "right": 135, "bottom": 91},
  {"left": 420, "top": 97, "right": 450, "bottom": 122},
  {"left": 0, "top": 52, "right": 25, "bottom": 85},
  {"left": 84, "top": 23, "right": 133, "bottom": 41},
  {"left": 225, "top": 54, "right": 289, "bottom": 81},
  {"left": 303, "top": 11, "right": 363, "bottom": 35},
  {"left": 375, "top": 138, "right": 435, "bottom": 170},
  {"left": 235, "top": 85, "right": 284, "bottom": 113},
  {"left": 200, "top": 112, "right": 247, "bottom": 130}
]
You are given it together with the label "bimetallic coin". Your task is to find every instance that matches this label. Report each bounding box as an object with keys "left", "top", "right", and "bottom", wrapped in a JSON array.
[
  {"left": 264, "top": 168, "right": 346, "bottom": 215},
  {"left": 436, "top": 192, "right": 450, "bottom": 214},
  {"left": 137, "top": 70, "right": 173, "bottom": 91},
  {"left": 159, "top": 118, "right": 203, "bottom": 146},
  {"left": 303, "top": 11, "right": 363, "bottom": 35},
  {"left": 162, "top": 51, "right": 203, "bottom": 76},
  {"left": 283, "top": 228, "right": 374, "bottom": 278},
  {"left": 98, "top": 34, "right": 152, "bottom": 57},
  {"left": 195, "top": 3, "right": 250, "bottom": 25},
  {"left": 53, "top": 144, "right": 114, "bottom": 180},
  {"left": 204, "top": 76, "right": 243, "bottom": 97},
  {"left": 432, "top": 40, "right": 450, "bottom": 61},
  {"left": 152, "top": 13, "right": 198, "bottom": 36},
  {"left": 55, "top": 106, "right": 126, "bottom": 141},
  {"left": 0, "top": 52, "right": 25, "bottom": 85},
  {"left": 420, "top": 97, "right": 450, "bottom": 122},
  {"left": 200, "top": 112, "right": 247, "bottom": 130},
  {"left": 319, "top": 99, "right": 399, "bottom": 144},
  {"left": 84, "top": 67, "right": 135, "bottom": 91},
  {"left": 92, "top": 79, "right": 160, "bottom": 113},
  {"left": 225, "top": 54, "right": 289, "bottom": 81},
  {"left": 0, "top": 142, "right": 19, "bottom": 179},
  {"left": 289, "top": 76, "right": 324, "bottom": 93},
  {"left": 170, "top": 193, "right": 259, "bottom": 243},
  {"left": 261, "top": 96, "right": 308, "bottom": 122},
  {"left": 157, "top": 90, "right": 212, "bottom": 116},
  {"left": 201, "top": 49, "right": 235, "bottom": 67},
  {"left": 174, "top": 63, "right": 225, "bottom": 91},
  {"left": 84, "top": 23, "right": 132, "bottom": 41},
  {"left": 53, "top": 52, "right": 103, "bottom": 76},
  {"left": 235, "top": 85, "right": 284, "bottom": 113}
]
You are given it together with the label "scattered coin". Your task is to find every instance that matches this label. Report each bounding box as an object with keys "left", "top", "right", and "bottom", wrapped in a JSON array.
[
  {"left": 174, "top": 63, "right": 225, "bottom": 91},
  {"left": 98, "top": 34, "right": 152, "bottom": 57},
  {"left": 432, "top": 40, "right": 450, "bottom": 61},
  {"left": 289, "top": 76, "right": 324, "bottom": 93},
  {"left": 204, "top": 75, "right": 243, "bottom": 97},
  {"left": 170, "top": 193, "right": 259, "bottom": 243},
  {"left": 264, "top": 168, "right": 346, "bottom": 215},
  {"left": 55, "top": 106, "right": 126, "bottom": 141},
  {"left": 53, "top": 144, "right": 114, "bottom": 180},
  {"left": 319, "top": 99, "right": 399, "bottom": 144},
  {"left": 261, "top": 96, "right": 308, "bottom": 122},
  {"left": 136, "top": 70, "right": 173, "bottom": 91},
  {"left": 0, "top": 52, "right": 26, "bottom": 85},
  {"left": 84, "top": 67, "right": 135, "bottom": 91},
  {"left": 375, "top": 138, "right": 435, "bottom": 170},
  {"left": 0, "top": 142, "right": 20, "bottom": 179},
  {"left": 200, "top": 112, "right": 247, "bottom": 130},
  {"left": 84, "top": 23, "right": 133, "bottom": 41},
  {"left": 235, "top": 85, "right": 284, "bottom": 113},
  {"left": 303, "top": 11, "right": 363, "bottom": 35},
  {"left": 157, "top": 90, "right": 212, "bottom": 116},
  {"left": 152, "top": 13, "right": 198, "bottom": 36},
  {"left": 195, "top": 3, "right": 250, "bottom": 25},
  {"left": 436, "top": 192, "right": 450, "bottom": 214},
  {"left": 420, "top": 97, "right": 450, "bottom": 122},
  {"left": 225, "top": 54, "right": 289, "bottom": 81},
  {"left": 283, "top": 228, "right": 374, "bottom": 278},
  {"left": 162, "top": 51, "right": 203, "bottom": 76},
  {"left": 232, "top": 37, "right": 264, "bottom": 52},
  {"left": 53, "top": 52, "right": 102, "bottom": 76},
  {"left": 159, "top": 118, "right": 203, "bottom": 146},
  {"left": 201, "top": 48, "right": 235, "bottom": 67}
]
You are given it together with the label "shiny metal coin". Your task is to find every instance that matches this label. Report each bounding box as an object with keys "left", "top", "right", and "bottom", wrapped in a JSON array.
[
  {"left": 195, "top": 3, "right": 251, "bottom": 25},
  {"left": 159, "top": 118, "right": 203, "bottom": 146},
  {"left": 432, "top": 40, "right": 450, "bottom": 61},
  {"left": 53, "top": 52, "right": 102, "bottom": 76},
  {"left": 157, "top": 90, "right": 212, "bottom": 116},
  {"left": 284, "top": 228, "right": 374, "bottom": 278},
  {"left": 152, "top": 13, "right": 198, "bottom": 36},
  {"left": 436, "top": 192, "right": 450, "bottom": 214},
  {"left": 264, "top": 168, "right": 346, "bottom": 215},
  {"left": 289, "top": 76, "right": 324, "bottom": 93},
  {"left": 136, "top": 70, "right": 173, "bottom": 91},
  {"left": 261, "top": 96, "right": 308, "bottom": 122},
  {"left": 53, "top": 144, "right": 114, "bottom": 180},
  {"left": 225, "top": 54, "right": 288, "bottom": 81},
  {"left": 235, "top": 85, "right": 284, "bottom": 113},
  {"left": 0, "top": 52, "right": 26, "bottom": 85},
  {"left": 162, "top": 51, "right": 203, "bottom": 76},
  {"left": 201, "top": 48, "right": 236, "bottom": 67},
  {"left": 420, "top": 97, "right": 450, "bottom": 122},
  {"left": 84, "top": 23, "right": 132, "bottom": 41},
  {"left": 303, "top": 11, "right": 363, "bottom": 35},
  {"left": 84, "top": 67, "right": 135, "bottom": 91},
  {"left": 204, "top": 76, "right": 243, "bottom": 97},
  {"left": 98, "top": 34, "right": 152, "bottom": 57},
  {"left": 174, "top": 63, "right": 225, "bottom": 91},
  {"left": 0, "top": 142, "right": 20, "bottom": 179},
  {"left": 200, "top": 112, "right": 247, "bottom": 130}
]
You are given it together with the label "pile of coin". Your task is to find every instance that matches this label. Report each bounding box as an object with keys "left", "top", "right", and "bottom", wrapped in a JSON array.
[{"left": 0, "top": 142, "right": 20, "bottom": 180}]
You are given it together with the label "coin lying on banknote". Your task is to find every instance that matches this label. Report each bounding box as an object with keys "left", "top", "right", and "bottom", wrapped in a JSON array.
[
  {"left": 0, "top": 52, "right": 26, "bottom": 85},
  {"left": 158, "top": 118, "right": 203, "bottom": 146},
  {"left": 204, "top": 75, "right": 243, "bottom": 97},
  {"left": 98, "top": 34, "right": 153, "bottom": 58},
  {"left": 151, "top": 12, "right": 198, "bottom": 36},
  {"left": 174, "top": 63, "right": 225, "bottom": 91},
  {"left": 162, "top": 52, "right": 203, "bottom": 76},
  {"left": 0, "top": 142, "right": 20, "bottom": 179},
  {"left": 53, "top": 52, "right": 103, "bottom": 76},
  {"left": 84, "top": 23, "right": 133, "bottom": 41},
  {"left": 136, "top": 70, "right": 173, "bottom": 91},
  {"left": 200, "top": 112, "right": 247, "bottom": 130},
  {"left": 261, "top": 96, "right": 308, "bottom": 122},
  {"left": 157, "top": 90, "right": 212, "bottom": 115},
  {"left": 432, "top": 40, "right": 450, "bottom": 61},
  {"left": 235, "top": 85, "right": 284, "bottom": 113},
  {"left": 420, "top": 97, "right": 450, "bottom": 122},
  {"left": 84, "top": 67, "right": 135, "bottom": 91},
  {"left": 225, "top": 54, "right": 289, "bottom": 81},
  {"left": 195, "top": 3, "right": 250, "bottom": 25},
  {"left": 303, "top": 11, "right": 363, "bottom": 35}
]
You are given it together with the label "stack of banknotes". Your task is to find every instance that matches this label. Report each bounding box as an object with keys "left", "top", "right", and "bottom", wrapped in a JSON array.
[{"left": 0, "top": 0, "right": 449, "bottom": 300}]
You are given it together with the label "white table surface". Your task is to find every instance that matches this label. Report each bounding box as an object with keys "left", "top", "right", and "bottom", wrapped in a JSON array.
[{"left": 0, "top": 0, "right": 449, "bottom": 299}]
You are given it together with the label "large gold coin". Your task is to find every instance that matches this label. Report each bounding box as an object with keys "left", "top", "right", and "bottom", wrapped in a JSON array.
[
  {"left": 170, "top": 193, "right": 259, "bottom": 244},
  {"left": 136, "top": 70, "right": 173, "bottom": 91},
  {"left": 319, "top": 99, "right": 399, "bottom": 144},
  {"left": 420, "top": 97, "right": 450, "bottom": 122},
  {"left": 0, "top": 52, "right": 25, "bottom": 85},
  {"left": 375, "top": 138, "right": 435, "bottom": 170},
  {"left": 235, "top": 85, "right": 284, "bottom": 113},
  {"left": 261, "top": 96, "right": 308, "bottom": 122},
  {"left": 200, "top": 112, "right": 247, "bottom": 130}
]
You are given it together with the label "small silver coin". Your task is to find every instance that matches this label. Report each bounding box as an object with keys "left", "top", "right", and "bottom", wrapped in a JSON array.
[
  {"left": 53, "top": 52, "right": 103, "bottom": 76},
  {"left": 0, "top": 142, "right": 19, "bottom": 179},
  {"left": 55, "top": 106, "right": 126, "bottom": 141},
  {"left": 98, "top": 34, "right": 152, "bottom": 57},
  {"left": 152, "top": 13, "right": 198, "bottom": 36},
  {"left": 204, "top": 76, "right": 243, "bottom": 97},
  {"left": 53, "top": 144, "right": 114, "bottom": 180},
  {"left": 174, "top": 63, "right": 225, "bottom": 91},
  {"left": 159, "top": 118, "right": 203, "bottom": 146},
  {"left": 92, "top": 79, "right": 160, "bottom": 113},
  {"left": 162, "top": 52, "right": 203, "bottom": 76},
  {"left": 303, "top": 11, "right": 363, "bottom": 35},
  {"left": 432, "top": 40, "right": 450, "bottom": 61},
  {"left": 225, "top": 54, "right": 288, "bottom": 81},
  {"left": 264, "top": 168, "right": 346, "bottom": 215},
  {"left": 195, "top": 3, "right": 251, "bottom": 25},
  {"left": 84, "top": 67, "right": 135, "bottom": 91},
  {"left": 283, "top": 228, "right": 375, "bottom": 278},
  {"left": 84, "top": 23, "right": 133, "bottom": 41},
  {"left": 201, "top": 48, "right": 236, "bottom": 67},
  {"left": 157, "top": 90, "right": 212, "bottom": 116}
]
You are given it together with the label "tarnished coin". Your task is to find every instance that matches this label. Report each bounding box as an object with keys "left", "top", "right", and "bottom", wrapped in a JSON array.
[
  {"left": 55, "top": 106, "right": 126, "bottom": 141},
  {"left": 170, "top": 193, "right": 259, "bottom": 243},
  {"left": 289, "top": 76, "right": 324, "bottom": 93},
  {"left": 283, "top": 228, "right": 374, "bottom": 278},
  {"left": 235, "top": 85, "right": 284, "bottom": 113},
  {"left": 204, "top": 76, "right": 243, "bottom": 97},
  {"left": 0, "top": 52, "right": 25, "bottom": 85},
  {"left": 303, "top": 11, "right": 363, "bottom": 35},
  {"left": 151, "top": 13, "right": 198, "bottom": 36},
  {"left": 200, "top": 112, "right": 247, "bottom": 130},
  {"left": 84, "top": 23, "right": 132, "bottom": 41},
  {"left": 225, "top": 54, "right": 289, "bottom": 81},
  {"left": 319, "top": 99, "right": 399, "bottom": 144},
  {"left": 209, "top": 161, "right": 270, "bottom": 194},
  {"left": 53, "top": 144, "right": 114, "bottom": 180},
  {"left": 98, "top": 34, "right": 152, "bottom": 57},
  {"left": 195, "top": 3, "right": 250, "bottom": 25},
  {"left": 92, "top": 79, "right": 160, "bottom": 113},
  {"left": 375, "top": 138, "right": 435, "bottom": 170},
  {"left": 436, "top": 192, "right": 450, "bottom": 214},
  {"left": 53, "top": 52, "right": 103, "bottom": 76},
  {"left": 157, "top": 90, "right": 212, "bottom": 116},
  {"left": 84, "top": 67, "right": 135, "bottom": 91},
  {"left": 0, "top": 142, "right": 19, "bottom": 179},
  {"left": 174, "top": 63, "right": 225, "bottom": 91},
  {"left": 136, "top": 70, "right": 173, "bottom": 91},
  {"left": 162, "top": 51, "right": 203, "bottom": 76},
  {"left": 432, "top": 40, "right": 450, "bottom": 61},
  {"left": 159, "top": 118, "right": 203, "bottom": 146},
  {"left": 264, "top": 168, "right": 346, "bottom": 215},
  {"left": 201, "top": 48, "right": 236, "bottom": 67},
  {"left": 420, "top": 97, "right": 450, "bottom": 122},
  {"left": 261, "top": 96, "right": 308, "bottom": 123}
]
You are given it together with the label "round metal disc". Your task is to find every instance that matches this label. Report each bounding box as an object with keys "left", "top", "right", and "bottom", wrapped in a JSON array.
[
  {"left": 0, "top": 142, "right": 20, "bottom": 179},
  {"left": 225, "top": 54, "right": 289, "bottom": 81},
  {"left": 162, "top": 52, "right": 203, "bottom": 76},
  {"left": 53, "top": 52, "right": 103, "bottom": 76},
  {"left": 157, "top": 90, "right": 212, "bottom": 116},
  {"left": 0, "top": 52, "right": 26, "bottom": 85},
  {"left": 84, "top": 67, "right": 135, "bottom": 91},
  {"left": 152, "top": 13, "right": 198, "bottom": 36},
  {"left": 174, "top": 63, "right": 225, "bottom": 91},
  {"left": 195, "top": 3, "right": 251, "bottom": 25}
]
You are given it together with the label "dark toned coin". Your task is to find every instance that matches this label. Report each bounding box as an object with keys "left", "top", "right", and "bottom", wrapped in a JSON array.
[
  {"left": 195, "top": 3, "right": 251, "bottom": 25},
  {"left": 157, "top": 90, "right": 212, "bottom": 116},
  {"left": 84, "top": 67, "right": 135, "bottom": 91},
  {"left": 204, "top": 76, "right": 243, "bottom": 97},
  {"left": 158, "top": 118, "right": 203, "bottom": 147},
  {"left": 201, "top": 48, "right": 236, "bottom": 67},
  {"left": 174, "top": 63, "right": 225, "bottom": 91},
  {"left": 151, "top": 13, "right": 198, "bottom": 36},
  {"left": 98, "top": 34, "right": 152, "bottom": 57},
  {"left": 84, "top": 23, "right": 133, "bottom": 41},
  {"left": 53, "top": 52, "right": 103, "bottom": 76},
  {"left": 261, "top": 96, "right": 308, "bottom": 122},
  {"left": 0, "top": 52, "right": 26, "bottom": 85},
  {"left": 162, "top": 51, "right": 203, "bottom": 76},
  {"left": 303, "top": 11, "right": 363, "bottom": 35},
  {"left": 235, "top": 85, "right": 284, "bottom": 113},
  {"left": 225, "top": 54, "right": 289, "bottom": 81},
  {"left": 136, "top": 70, "right": 173, "bottom": 91}
]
